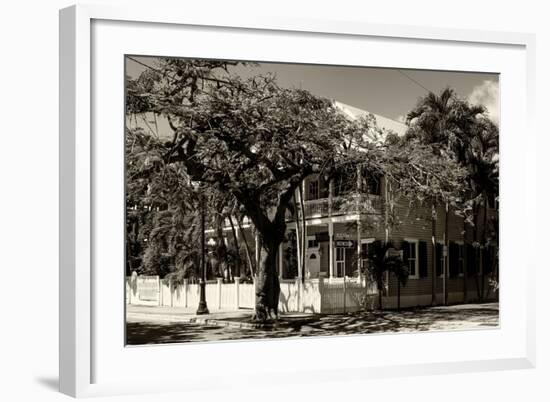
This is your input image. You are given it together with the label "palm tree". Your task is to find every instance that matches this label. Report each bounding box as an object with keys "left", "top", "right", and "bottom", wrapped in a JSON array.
[
  {"left": 406, "top": 88, "right": 459, "bottom": 305},
  {"left": 405, "top": 87, "right": 487, "bottom": 305},
  {"left": 465, "top": 117, "right": 499, "bottom": 299},
  {"left": 366, "top": 241, "right": 409, "bottom": 310}
]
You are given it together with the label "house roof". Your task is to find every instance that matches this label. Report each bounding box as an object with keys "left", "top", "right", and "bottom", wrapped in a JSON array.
[{"left": 333, "top": 101, "right": 407, "bottom": 137}]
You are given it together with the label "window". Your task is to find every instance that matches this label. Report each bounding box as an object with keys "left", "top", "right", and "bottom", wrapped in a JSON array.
[
  {"left": 358, "top": 168, "right": 382, "bottom": 196},
  {"left": 336, "top": 247, "right": 346, "bottom": 277},
  {"left": 308, "top": 180, "right": 319, "bottom": 200},
  {"left": 418, "top": 241, "right": 428, "bottom": 278},
  {"left": 307, "top": 235, "right": 319, "bottom": 249},
  {"left": 360, "top": 238, "right": 375, "bottom": 271},
  {"left": 457, "top": 243, "right": 465, "bottom": 276},
  {"left": 449, "top": 241, "right": 465, "bottom": 278},
  {"left": 366, "top": 173, "right": 381, "bottom": 196},
  {"left": 403, "top": 239, "right": 418, "bottom": 278},
  {"left": 482, "top": 244, "right": 497, "bottom": 274},
  {"left": 466, "top": 243, "right": 477, "bottom": 277},
  {"left": 334, "top": 173, "right": 354, "bottom": 197}
]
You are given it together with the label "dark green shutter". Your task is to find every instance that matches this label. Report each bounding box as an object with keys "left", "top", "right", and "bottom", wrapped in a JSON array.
[
  {"left": 402, "top": 240, "right": 410, "bottom": 260},
  {"left": 372, "top": 240, "right": 382, "bottom": 260},
  {"left": 419, "top": 241, "right": 428, "bottom": 278},
  {"left": 482, "top": 247, "right": 488, "bottom": 274},
  {"left": 466, "top": 243, "right": 476, "bottom": 276},
  {"left": 401, "top": 240, "right": 410, "bottom": 276},
  {"left": 482, "top": 245, "right": 495, "bottom": 274},
  {"left": 449, "top": 242, "right": 459, "bottom": 278},
  {"left": 460, "top": 244, "right": 466, "bottom": 276},
  {"left": 436, "top": 243, "right": 442, "bottom": 276}
]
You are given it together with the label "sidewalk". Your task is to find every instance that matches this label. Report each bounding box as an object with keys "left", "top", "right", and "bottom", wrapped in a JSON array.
[
  {"left": 126, "top": 302, "right": 499, "bottom": 345},
  {"left": 126, "top": 304, "right": 311, "bottom": 329}
]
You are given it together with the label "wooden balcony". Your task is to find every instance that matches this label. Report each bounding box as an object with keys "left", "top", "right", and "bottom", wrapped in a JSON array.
[{"left": 287, "top": 194, "right": 384, "bottom": 221}]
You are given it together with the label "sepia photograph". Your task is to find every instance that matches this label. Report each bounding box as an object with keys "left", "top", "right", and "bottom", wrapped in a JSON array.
[{"left": 124, "top": 56, "right": 499, "bottom": 345}]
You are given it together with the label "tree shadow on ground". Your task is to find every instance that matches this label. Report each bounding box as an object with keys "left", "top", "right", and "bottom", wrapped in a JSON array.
[
  {"left": 126, "top": 304, "right": 499, "bottom": 344},
  {"left": 127, "top": 322, "right": 228, "bottom": 344}
]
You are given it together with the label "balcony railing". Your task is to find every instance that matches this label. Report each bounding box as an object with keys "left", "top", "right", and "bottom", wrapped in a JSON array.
[{"left": 287, "top": 194, "right": 384, "bottom": 221}]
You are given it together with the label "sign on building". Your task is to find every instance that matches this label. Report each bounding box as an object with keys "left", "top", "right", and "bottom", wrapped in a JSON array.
[
  {"left": 386, "top": 247, "right": 403, "bottom": 258},
  {"left": 335, "top": 240, "right": 355, "bottom": 248}
]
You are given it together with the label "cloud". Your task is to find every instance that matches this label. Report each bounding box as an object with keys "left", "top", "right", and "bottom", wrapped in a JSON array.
[
  {"left": 468, "top": 80, "right": 500, "bottom": 125},
  {"left": 396, "top": 115, "right": 406, "bottom": 123}
]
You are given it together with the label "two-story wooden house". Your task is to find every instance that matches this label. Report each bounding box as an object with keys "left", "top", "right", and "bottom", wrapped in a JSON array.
[{"left": 229, "top": 102, "right": 498, "bottom": 310}]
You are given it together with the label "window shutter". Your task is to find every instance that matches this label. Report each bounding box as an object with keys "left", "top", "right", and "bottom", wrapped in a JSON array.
[
  {"left": 419, "top": 241, "right": 428, "bottom": 278},
  {"left": 402, "top": 240, "right": 410, "bottom": 261},
  {"left": 482, "top": 247, "right": 488, "bottom": 274},
  {"left": 460, "top": 244, "right": 466, "bottom": 276},
  {"left": 372, "top": 240, "right": 382, "bottom": 259},
  {"left": 466, "top": 243, "right": 476, "bottom": 276},
  {"left": 319, "top": 176, "right": 329, "bottom": 199},
  {"left": 482, "top": 245, "right": 495, "bottom": 274},
  {"left": 449, "top": 242, "right": 459, "bottom": 278},
  {"left": 436, "top": 243, "right": 442, "bottom": 276}
]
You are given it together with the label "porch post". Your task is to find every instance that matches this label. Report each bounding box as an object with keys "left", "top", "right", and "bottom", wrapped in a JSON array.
[
  {"left": 357, "top": 220, "right": 362, "bottom": 284},
  {"left": 217, "top": 277, "right": 222, "bottom": 310},
  {"left": 183, "top": 279, "right": 188, "bottom": 308},
  {"left": 295, "top": 224, "right": 302, "bottom": 281},
  {"left": 328, "top": 178, "right": 334, "bottom": 282},
  {"left": 278, "top": 242, "right": 284, "bottom": 280},
  {"left": 356, "top": 165, "right": 362, "bottom": 284},
  {"left": 329, "top": 220, "right": 334, "bottom": 281},
  {"left": 234, "top": 277, "right": 240, "bottom": 310}
]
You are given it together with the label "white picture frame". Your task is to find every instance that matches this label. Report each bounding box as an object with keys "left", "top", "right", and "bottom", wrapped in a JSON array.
[{"left": 59, "top": 4, "right": 536, "bottom": 398}]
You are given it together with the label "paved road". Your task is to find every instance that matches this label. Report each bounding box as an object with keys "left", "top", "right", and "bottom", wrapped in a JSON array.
[{"left": 126, "top": 303, "right": 499, "bottom": 345}]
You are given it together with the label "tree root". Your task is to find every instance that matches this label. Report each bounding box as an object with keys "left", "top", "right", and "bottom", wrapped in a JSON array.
[{"left": 252, "top": 304, "right": 279, "bottom": 323}]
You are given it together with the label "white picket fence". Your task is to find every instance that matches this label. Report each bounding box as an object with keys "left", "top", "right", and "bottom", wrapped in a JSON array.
[{"left": 126, "top": 275, "right": 378, "bottom": 314}]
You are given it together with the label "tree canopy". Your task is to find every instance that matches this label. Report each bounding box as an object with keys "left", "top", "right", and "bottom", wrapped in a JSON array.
[{"left": 125, "top": 58, "right": 499, "bottom": 316}]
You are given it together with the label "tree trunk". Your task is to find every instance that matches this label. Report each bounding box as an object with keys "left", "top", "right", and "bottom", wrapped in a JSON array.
[
  {"left": 253, "top": 236, "right": 282, "bottom": 322},
  {"left": 214, "top": 213, "right": 228, "bottom": 279},
  {"left": 431, "top": 203, "right": 437, "bottom": 306},
  {"left": 228, "top": 216, "right": 241, "bottom": 279},
  {"left": 397, "top": 277, "right": 401, "bottom": 311},
  {"left": 487, "top": 247, "right": 498, "bottom": 300},
  {"left": 378, "top": 280, "right": 383, "bottom": 311},
  {"left": 443, "top": 203, "right": 449, "bottom": 306},
  {"left": 255, "top": 230, "right": 263, "bottom": 276},
  {"left": 480, "top": 195, "right": 488, "bottom": 301},
  {"left": 473, "top": 205, "right": 481, "bottom": 301},
  {"left": 462, "top": 219, "right": 468, "bottom": 303},
  {"left": 293, "top": 195, "right": 303, "bottom": 279},
  {"left": 236, "top": 218, "right": 255, "bottom": 278},
  {"left": 383, "top": 179, "right": 391, "bottom": 307},
  {"left": 298, "top": 186, "right": 307, "bottom": 281}
]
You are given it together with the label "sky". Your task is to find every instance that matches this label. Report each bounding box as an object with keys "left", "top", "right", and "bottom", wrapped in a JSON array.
[{"left": 126, "top": 56, "right": 500, "bottom": 126}]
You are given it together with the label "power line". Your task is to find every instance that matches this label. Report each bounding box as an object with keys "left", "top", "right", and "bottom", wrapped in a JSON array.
[
  {"left": 397, "top": 69, "right": 433, "bottom": 93},
  {"left": 129, "top": 56, "right": 420, "bottom": 126}
]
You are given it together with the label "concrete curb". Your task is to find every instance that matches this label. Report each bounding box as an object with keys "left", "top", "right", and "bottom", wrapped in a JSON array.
[{"left": 128, "top": 312, "right": 273, "bottom": 329}]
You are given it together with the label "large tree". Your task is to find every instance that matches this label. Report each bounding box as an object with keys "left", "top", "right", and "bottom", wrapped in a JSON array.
[
  {"left": 126, "top": 58, "right": 360, "bottom": 321},
  {"left": 404, "top": 88, "right": 487, "bottom": 304}
]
